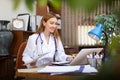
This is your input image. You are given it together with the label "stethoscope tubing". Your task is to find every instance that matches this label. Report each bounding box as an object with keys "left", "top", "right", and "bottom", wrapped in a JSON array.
[{"left": 35, "top": 33, "right": 57, "bottom": 61}]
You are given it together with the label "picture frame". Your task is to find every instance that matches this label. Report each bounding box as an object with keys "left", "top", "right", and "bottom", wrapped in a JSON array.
[
  {"left": 12, "top": 18, "right": 24, "bottom": 30},
  {"left": 17, "top": 13, "right": 30, "bottom": 31}
]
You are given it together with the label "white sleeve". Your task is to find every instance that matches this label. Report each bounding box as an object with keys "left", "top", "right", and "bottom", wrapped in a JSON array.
[
  {"left": 22, "top": 35, "right": 37, "bottom": 64},
  {"left": 55, "top": 38, "right": 71, "bottom": 61}
]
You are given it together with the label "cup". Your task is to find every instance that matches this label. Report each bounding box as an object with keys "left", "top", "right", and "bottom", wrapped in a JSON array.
[
  {"left": 96, "top": 58, "right": 102, "bottom": 69},
  {"left": 88, "top": 58, "right": 97, "bottom": 68}
]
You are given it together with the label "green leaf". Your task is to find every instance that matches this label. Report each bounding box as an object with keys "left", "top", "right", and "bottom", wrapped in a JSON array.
[
  {"left": 108, "top": 36, "right": 120, "bottom": 57},
  {"left": 38, "top": 0, "right": 47, "bottom": 7},
  {"left": 67, "top": 0, "right": 100, "bottom": 13},
  {"left": 48, "top": 0, "right": 62, "bottom": 10},
  {"left": 13, "top": 0, "right": 21, "bottom": 10},
  {"left": 25, "top": 0, "right": 34, "bottom": 12}
]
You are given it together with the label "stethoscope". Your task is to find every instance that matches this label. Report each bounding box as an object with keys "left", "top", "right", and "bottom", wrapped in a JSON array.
[{"left": 35, "top": 33, "right": 57, "bottom": 62}]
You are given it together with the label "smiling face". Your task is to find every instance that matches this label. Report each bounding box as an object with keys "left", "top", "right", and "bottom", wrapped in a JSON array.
[
  {"left": 36, "top": 14, "right": 60, "bottom": 39},
  {"left": 43, "top": 17, "right": 58, "bottom": 34}
]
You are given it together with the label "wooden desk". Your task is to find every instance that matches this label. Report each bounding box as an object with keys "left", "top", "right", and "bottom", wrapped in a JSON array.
[{"left": 16, "top": 69, "right": 96, "bottom": 80}]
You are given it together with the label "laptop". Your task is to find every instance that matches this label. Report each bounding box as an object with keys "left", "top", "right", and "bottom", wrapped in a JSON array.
[{"left": 52, "top": 48, "right": 103, "bottom": 66}]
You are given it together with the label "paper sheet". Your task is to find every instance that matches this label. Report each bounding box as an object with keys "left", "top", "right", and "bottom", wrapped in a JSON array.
[
  {"left": 51, "top": 61, "right": 70, "bottom": 65},
  {"left": 37, "top": 65, "right": 98, "bottom": 74}
]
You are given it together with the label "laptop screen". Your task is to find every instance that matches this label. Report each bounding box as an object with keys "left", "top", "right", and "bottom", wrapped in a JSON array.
[{"left": 70, "top": 48, "right": 103, "bottom": 65}]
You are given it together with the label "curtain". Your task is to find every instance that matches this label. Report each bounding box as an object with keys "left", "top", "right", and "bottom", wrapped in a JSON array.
[{"left": 61, "top": 1, "right": 78, "bottom": 47}]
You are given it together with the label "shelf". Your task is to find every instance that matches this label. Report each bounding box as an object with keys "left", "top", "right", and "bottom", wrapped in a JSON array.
[{"left": 9, "top": 30, "right": 33, "bottom": 56}]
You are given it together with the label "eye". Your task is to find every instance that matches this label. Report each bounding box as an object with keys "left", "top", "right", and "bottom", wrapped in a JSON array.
[
  {"left": 50, "top": 22, "right": 54, "bottom": 25},
  {"left": 50, "top": 22, "right": 58, "bottom": 26}
]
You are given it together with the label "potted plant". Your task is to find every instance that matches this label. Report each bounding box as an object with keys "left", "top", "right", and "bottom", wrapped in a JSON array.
[{"left": 95, "top": 13, "right": 120, "bottom": 45}]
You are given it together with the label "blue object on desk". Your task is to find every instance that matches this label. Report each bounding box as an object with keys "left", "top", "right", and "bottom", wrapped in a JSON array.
[
  {"left": 92, "top": 53, "right": 94, "bottom": 59},
  {"left": 75, "top": 65, "right": 85, "bottom": 72},
  {"left": 92, "top": 52, "right": 97, "bottom": 59}
]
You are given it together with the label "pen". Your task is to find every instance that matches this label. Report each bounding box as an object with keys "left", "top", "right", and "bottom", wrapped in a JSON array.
[{"left": 92, "top": 52, "right": 95, "bottom": 59}]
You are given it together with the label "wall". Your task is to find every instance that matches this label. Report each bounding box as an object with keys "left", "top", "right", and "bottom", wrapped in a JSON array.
[{"left": 0, "top": 0, "right": 36, "bottom": 22}]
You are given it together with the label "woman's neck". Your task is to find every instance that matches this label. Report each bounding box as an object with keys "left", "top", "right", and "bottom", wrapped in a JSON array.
[{"left": 43, "top": 30, "right": 50, "bottom": 44}]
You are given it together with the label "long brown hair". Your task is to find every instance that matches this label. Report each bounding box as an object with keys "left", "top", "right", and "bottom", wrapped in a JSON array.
[{"left": 36, "top": 14, "right": 60, "bottom": 39}]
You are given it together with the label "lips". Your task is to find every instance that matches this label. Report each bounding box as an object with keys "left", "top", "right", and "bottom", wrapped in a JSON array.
[{"left": 50, "top": 27, "right": 55, "bottom": 32}]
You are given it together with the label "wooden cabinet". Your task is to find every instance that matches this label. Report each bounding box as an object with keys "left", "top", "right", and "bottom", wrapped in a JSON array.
[
  {"left": 0, "top": 56, "right": 14, "bottom": 80},
  {"left": 9, "top": 30, "right": 33, "bottom": 56}
]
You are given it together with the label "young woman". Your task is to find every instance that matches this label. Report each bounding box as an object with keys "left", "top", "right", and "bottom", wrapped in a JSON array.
[{"left": 22, "top": 14, "right": 74, "bottom": 68}]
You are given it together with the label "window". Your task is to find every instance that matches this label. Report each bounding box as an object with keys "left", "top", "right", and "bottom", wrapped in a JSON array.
[{"left": 78, "top": 25, "right": 100, "bottom": 46}]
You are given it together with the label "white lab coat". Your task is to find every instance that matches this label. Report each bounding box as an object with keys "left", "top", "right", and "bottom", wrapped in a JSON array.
[{"left": 22, "top": 32, "right": 71, "bottom": 68}]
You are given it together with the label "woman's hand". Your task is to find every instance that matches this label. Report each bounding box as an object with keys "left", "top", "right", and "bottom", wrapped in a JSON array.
[
  {"left": 66, "top": 56, "right": 74, "bottom": 62},
  {"left": 29, "top": 60, "right": 37, "bottom": 68}
]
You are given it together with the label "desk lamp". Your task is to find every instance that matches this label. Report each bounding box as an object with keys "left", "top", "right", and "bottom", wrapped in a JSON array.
[{"left": 88, "top": 24, "right": 108, "bottom": 62}]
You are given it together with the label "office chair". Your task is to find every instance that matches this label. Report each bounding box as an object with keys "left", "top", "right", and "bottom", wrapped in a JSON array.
[
  {"left": 15, "top": 41, "right": 27, "bottom": 80},
  {"left": 16, "top": 41, "right": 27, "bottom": 70}
]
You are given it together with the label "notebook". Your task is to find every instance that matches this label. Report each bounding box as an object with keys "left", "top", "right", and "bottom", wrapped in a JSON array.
[{"left": 52, "top": 48, "right": 103, "bottom": 66}]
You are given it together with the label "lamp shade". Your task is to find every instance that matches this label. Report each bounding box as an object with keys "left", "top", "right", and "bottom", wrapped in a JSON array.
[{"left": 88, "top": 24, "right": 103, "bottom": 41}]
